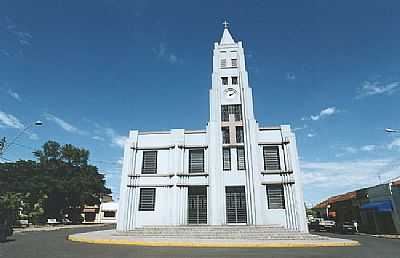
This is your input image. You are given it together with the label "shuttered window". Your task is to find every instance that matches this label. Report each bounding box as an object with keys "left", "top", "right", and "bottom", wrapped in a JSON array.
[
  {"left": 223, "top": 148, "right": 231, "bottom": 171},
  {"left": 236, "top": 126, "right": 244, "bottom": 143},
  {"left": 142, "top": 151, "right": 157, "bottom": 174},
  {"left": 221, "top": 77, "right": 228, "bottom": 85},
  {"left": 139, "top": 188, "right": 156, "bottom": 211},
  {"left": 237, "top": 147, "right": 246, "bottom": 170},
  {"left": 221, "top": 104, "right": 242, "bottom": 121},
  {"left": 189, "top": 149, "right": 204, "bottom": 173},
  {"left": 266, "top": 185, "right": 285, "bottom": 209},
  {"left": 221, "top": 59, "right": 227, "bottom": 68},
  {"left": 222, "top": 127, "right": 230, "bottom": 144},
  {"left": 263, "top": 146, "right": 281, "bottom": 171},
  {"left": 231, "top": 59, "right": 238, "bottom": 67},
  {"left": 232, "top": 76, "right": 238, "bottom": 85}
]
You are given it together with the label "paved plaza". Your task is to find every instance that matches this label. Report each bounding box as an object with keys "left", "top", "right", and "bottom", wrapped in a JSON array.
[{"left": 1, "top": 226, "right": 400, "bottom": 258}]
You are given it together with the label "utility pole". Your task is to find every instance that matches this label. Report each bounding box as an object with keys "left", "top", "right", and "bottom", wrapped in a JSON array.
[{"left": 0, "top": 137, "right": 6, "bottom": 156}]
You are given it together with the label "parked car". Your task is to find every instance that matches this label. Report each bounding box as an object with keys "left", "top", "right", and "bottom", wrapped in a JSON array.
[
  {"left": 336, "top": 222, "right": 357, "bottom": 234},
  {"left": 0, "top": 223, "right": 13, "bottom": 242},
  {"left": 61, "top": 218, "right": 72, "bottom": 225},
  {"left": 308, "top": 218, "right": 322, "bottom": 231},
  {"left": 315, "top": 220, "right": 336, "bottom": 232}
]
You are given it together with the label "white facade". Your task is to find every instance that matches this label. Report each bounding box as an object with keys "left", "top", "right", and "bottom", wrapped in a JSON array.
[{"left": 117, "top": 26, "right": 308, "bottom": 232}]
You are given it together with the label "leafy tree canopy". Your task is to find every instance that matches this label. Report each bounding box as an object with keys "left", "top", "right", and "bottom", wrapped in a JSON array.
[{"left": 0, "top": 141, "right": 111, "bottom": 224}]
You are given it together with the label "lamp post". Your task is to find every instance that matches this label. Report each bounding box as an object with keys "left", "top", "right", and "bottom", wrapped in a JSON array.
[
  {"left": 385, "top": 128, "right": 400, "bottom": 133},
  {"left": 326, "top": 204, "right": 331, "bottom": 219},
  {"left": 0, "top": 120, "right": 43, "bottom": 156}
]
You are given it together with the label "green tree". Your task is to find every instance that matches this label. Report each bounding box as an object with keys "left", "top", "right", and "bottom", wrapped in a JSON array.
[
  {"left": 0, "top": 192, "right": 22, "bottom": 225},
  {"left": 0, "top": 140, "right": 111, "bottom": 224}
]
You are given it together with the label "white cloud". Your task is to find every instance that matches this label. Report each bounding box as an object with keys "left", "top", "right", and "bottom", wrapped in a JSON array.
[
  {"left": 7, "top": 89, "right": 21, "bottom": 101},
  {"left": 361, "top": 145, "right": 376, "bottom": 152},
  {"left": 156, "top": 42, "right": 166, "bottom": 58},
  {"left": 154, "top": 42, "right": 180, "bottom": 64},
  {"left": 29, "top": 133, "right": 39, "bottom": 140},
  {"left": 117, "top": 157, "right": 124, "bottom": 165},
  {"left": 343, "top": 146, "right": 358, "bottom": 154},
  {"left": 0, "top": 49, "right": 10, "bottom": 57},
  {"left": 307, "top": 133, "right": 315, "bottom": 138},
  {"left": 309, "top": 107, "right": 338, "bottom": 121},
  {"left": 334, "top": 144, "right": 378, "bottom": 157},
  {"left": 293, "top": 124, "right": 308, "bottom": 131},
  {"left": 92, "top": 135, "right": 105, "bottom": 141},
  {"left": 301, "top": 158, "right": 400, "bottom": 190},
  {"left": 0, "top": 110, "right": 38, "bottom": 140},
  {"left": 0, "top": 110, "right": 24, "bottom": 129},
  {"left": 286, "top": 72, "right": 296, "bottom": 80},
  {"left": 388, "top": 138, "right": 400, "bottom": 150},
  {"left": 104, "top": 128, "right": 127, "bottom": 148},
  {"left": 357, "top": 81, "right": 400, "bottom": 98},
  {"left": 168, "top": 54, "right": 177, "bottom": 64},
  {"left": 44, "top": 113, "right": 86, "bottom": 135}
]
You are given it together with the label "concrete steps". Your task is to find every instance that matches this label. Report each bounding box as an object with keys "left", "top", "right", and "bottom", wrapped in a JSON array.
[{"left": 116, "top": 226, "right": 328, "bottom": 240}]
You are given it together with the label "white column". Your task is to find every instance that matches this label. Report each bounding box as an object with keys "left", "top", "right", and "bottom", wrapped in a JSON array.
[{"left": 116, "top": 130, "right": 138, "bottom": 232}]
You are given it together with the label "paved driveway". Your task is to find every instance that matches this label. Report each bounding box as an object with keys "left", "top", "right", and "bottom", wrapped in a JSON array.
[{"left": 1, "top": 226, "right": 399, "bottom": 258}]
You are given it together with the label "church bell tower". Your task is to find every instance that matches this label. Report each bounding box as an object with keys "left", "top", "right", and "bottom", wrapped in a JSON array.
[{"left": 207, "top": 22, "right": 263, "bottom": 225}]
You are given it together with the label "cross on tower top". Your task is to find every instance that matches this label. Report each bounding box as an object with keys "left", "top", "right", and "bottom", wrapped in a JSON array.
[{"left": 223, "top": 20, "right": 229, "bottom": 29}]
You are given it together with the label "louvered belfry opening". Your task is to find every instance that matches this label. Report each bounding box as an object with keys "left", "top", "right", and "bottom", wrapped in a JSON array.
[
  {"left": 236, "top": 147, "right": 246, "bottom": 170},
  {"left": 225, "top": 186, "right": 247, "bottom": 224},
  {"left": 263, "top": 146, "right": 281, "bottom": 171},
  {"left": 188, "top": 186, "right": 207, "bottom": 224},
  {"left": 189, "top": 149, "right": 205, "bottom": 173},
  {"left": 221, "top": 104, "right": 242, "bottom": 122},
  {"left": 139, "top": 188, "right": 156, "bottom": 211},
  {"left": 266, "top": 185, "right": 285, "bottom": 209},
  {"left": 142, "top": 151, "right": 157, "bottom": 174}
]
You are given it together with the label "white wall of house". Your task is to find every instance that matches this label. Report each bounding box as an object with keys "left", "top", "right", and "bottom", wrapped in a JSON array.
[{"left": 117, "top": 25, "right": 308, "bottom": 233}]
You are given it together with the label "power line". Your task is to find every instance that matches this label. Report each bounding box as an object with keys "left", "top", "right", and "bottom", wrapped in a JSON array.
[{"left": 0, "top": 155, "right": 12, "bottom": 162}]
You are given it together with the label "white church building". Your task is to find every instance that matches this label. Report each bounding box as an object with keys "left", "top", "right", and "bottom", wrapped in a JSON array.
[{"left": 117, "top": 24, "right": 308, "bottom": 233}]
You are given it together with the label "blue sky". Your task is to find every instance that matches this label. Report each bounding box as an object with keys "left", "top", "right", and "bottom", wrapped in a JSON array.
[{"left": 1, "top": 1, "right": 399, "bottom": 205}]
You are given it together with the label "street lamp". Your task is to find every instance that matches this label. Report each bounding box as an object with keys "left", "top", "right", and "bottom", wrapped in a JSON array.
[
  {"left": 385, "top": 128, "right": 400, "bottom": 133},
  {"left": 0, "top": 120, "right": 43, "bottom": 155},
  {"left": 326, "top": 204, "right": 331, "bottom": 219}
]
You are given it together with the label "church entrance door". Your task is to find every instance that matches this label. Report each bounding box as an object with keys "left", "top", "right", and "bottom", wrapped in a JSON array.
[
  {"left": 188, "top": 186, "right": 207, "bottom": 224},
  {"left": 225, "top": 186, "right": 247, "bottom": 224}
]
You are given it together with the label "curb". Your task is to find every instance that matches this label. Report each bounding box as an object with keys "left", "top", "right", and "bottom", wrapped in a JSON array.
[{"left": 68, "top": 235, "right": 360, "bottom": 248}]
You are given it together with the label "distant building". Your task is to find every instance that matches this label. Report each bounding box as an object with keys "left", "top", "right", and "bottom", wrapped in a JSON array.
[
  {"left": 314, "top": 178, "right": 400, "bottom": 234},
  {"left": 82, "top": 196, "right": 118, "bottom": 224},
  {"left": 117, "top": 24, "right": 308, "bottom": 232}
]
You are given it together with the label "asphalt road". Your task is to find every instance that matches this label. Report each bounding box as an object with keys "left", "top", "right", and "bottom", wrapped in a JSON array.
[{"left": 1, "top": 226, "right": 399, "bottom": 258}]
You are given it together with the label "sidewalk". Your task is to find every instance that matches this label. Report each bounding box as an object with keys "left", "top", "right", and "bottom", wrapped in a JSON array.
[
  {"left": 68, "top": 229, "right": 360, "bottom": 248},
  {"left": 14, "top": 224, "right": 109, "bottom": 233},
  {"left": 358, "top": 233, "right": 400, "bottom": 240}
]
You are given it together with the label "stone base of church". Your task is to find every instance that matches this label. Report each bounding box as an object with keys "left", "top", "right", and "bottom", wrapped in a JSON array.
[{"left": 68, "top": 226, "right": 359, "bottom": 248}]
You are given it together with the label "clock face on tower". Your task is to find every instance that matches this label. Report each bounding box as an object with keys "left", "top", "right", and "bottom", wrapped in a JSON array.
[{"left": 224, "top": 88, "right": 237, "bottom": 99}]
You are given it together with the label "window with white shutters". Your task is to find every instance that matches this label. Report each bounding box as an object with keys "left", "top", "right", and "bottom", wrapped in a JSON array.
[
  {"left": 222, "top": 127, "right": 230, "bottom": 144},
  {"left": 263, "top": 146, "right": 281, "bottom": 171},
  {"left": 223, "top": 148, "right": 231, "bottom": 171},
  {"left": 237, "top": 147, "right": 246, "bottom": 170},
  {"left": 189, "top": 149, "right": 204, "bottom": 173},
  {"left": 221, "top": 104, "right": 242, "bottom": 121},
  {"left": 139, "top": 188, "right": 156, "bottom": 211},
  {"left": 266, "top": 185, "right": 285, "bottom": 209},
  {"left": 142, "top": 151, "right": 157, "bottom": 174}
]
